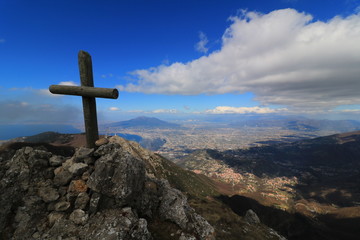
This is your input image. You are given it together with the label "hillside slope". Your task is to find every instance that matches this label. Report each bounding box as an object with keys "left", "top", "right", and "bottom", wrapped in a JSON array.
[{"left": 179, "top": 131, "right": 360, "bottom": 239}]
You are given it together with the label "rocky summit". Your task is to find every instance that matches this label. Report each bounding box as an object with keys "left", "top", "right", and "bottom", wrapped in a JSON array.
[{"left": 0, "top": 136, "right": 215, "bottom": 240}]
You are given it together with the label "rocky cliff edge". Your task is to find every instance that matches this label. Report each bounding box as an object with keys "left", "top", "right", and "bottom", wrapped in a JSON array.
[{"left": 0, "top": 136, "right": 215, "bottom": 240}]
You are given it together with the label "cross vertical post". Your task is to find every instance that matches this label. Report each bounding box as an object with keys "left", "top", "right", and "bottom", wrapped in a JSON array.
[
  {"left": 78, "top": 51, "right": 99, "bottom": 148},
  {"left": 49, "top": 50, "right": 119, "bottom": 148}
]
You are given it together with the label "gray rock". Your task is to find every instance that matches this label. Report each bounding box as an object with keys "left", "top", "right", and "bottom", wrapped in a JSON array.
[
  {"left": 188, "top": 211, "right": 215, "bottom": 239},
  {"left": 69, "top": 209, "right": 88, "bottom": 225},
  {"left": 54, "top": 201, "right": 71, "bottom": 212},
  {"left": 28, "top": 150, "right": 51, "bottom": 169},
  {"left": 3, "top": 148, "right": 31, "bottom": 191},
  {"left": 0, "top": 147, "right": 49, "bottom": 237},
  {"left": 32, "top": 231, "right": 41, "bottom": 239},
  {"left": 38, "top": 186, "right": 60, "bottom": 203},
  {"left": 89, "top": 192, "right": 101, "bottom": 214},
  {"left": 53, "top": 167, "right": 72, "bottom": 186},
  {"left": 43, "top": 167, "right": 55, "bottom": 180},
  {"left": 130, "top": 218, "right": 151, "bottom": 239},
  {"left": 137, "top": 178, "right": 161, "bottom": 218},
  {"left": 158, "top": 180, "right": 215, "bottom": 239},
  {"left": 45, "top": 208, "right": 152, "bottom": 239},
  {"left": 87, "top": 143, "right": 145, "bottom": 207},
  {"left": 245, "top": 209, "right": 261, "bottom": 224},
  {"left": 11, "top": 195, "right": 48, "bottom": 239},
  {"left": 68, "top": 162, "right": 88, "bottom": 176},
  {"left": 58, "top": 186, "right": 68, "bottom": 197},
  {"left": 12, "top": 208, "right": 32, "bottom": 239},
  {"left": 47, "top": 211, "right": 64, "bottom": 227},
  {"left": 179, "top": 233, "right": 197, "bottom": 240},
  {"left": 73, "top": 147, "right": 94, "bottom": 163},
  {"left": 61, "top": 158, "right": 75, "bottom": 170},
  {"left": 84, "top": 156, "right": 95, "bottom": 165},
  {"left": 158, "top": 180, "right": 189, "bottom": 229},
  {"left": 24, "top": 146, "right": 33, "bottom": 155},
  {"left": 74, "top": 192, "right": 90, "bottom": 210},
  {"left": 49, "top": 155, "right": 65, "bottom": 167},
  {"left": 67, "top": 179, "right": 88, "bottom": 199},
  {"left": 95, "top": 138, "right": 109, "bottom": 147},
  {"left": 81, "top": 170, "right": 91, "bottom": 181},
  {"left": 46, "top": 218, "right": 78, "bottom": 239},
  {"left": 84, "top": 208, "right": 152, "bottom": 240}
]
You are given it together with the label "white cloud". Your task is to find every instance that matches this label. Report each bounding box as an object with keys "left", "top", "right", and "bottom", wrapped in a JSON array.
[
  {"left": 20, "top": 102, "right": 29, "bottom": 107},
  {"left": 109, "top": 107, "right": 120, "bottom": 111},
  {"left": 38, "top": 88, "right": 64, "bottom": 97},
  {"left": 59, "top": 81, "right": 78, "bottom": 86},
  {"left": 9, "top": 87, "right": 61, "bottom": 98},
  {"left": 195, "top": 31, "right": 209, "bottom": 53},
  {"left": 356, "top": 6, "right": 360, "bottom": 14},
  {"left": 127, "top": 110, "right": 145, "bottom": 113},
  {"left": 205, "top": 106, "right": 286, "bottom": 114},
  {"left": 0, "top": 100, "right": 81, "bottom": 124},
  {"left": 38, "top": 81, "right": 77, "bottom": 97},
  {"left": 119, "top": 9, "right": 360, "bottom": 111},
  {"left": 0, "top": 39, "right": 5, "bottom": 43},
  {"left": 118, "top": 109, "right": 179, "bottom": 114},
  {"left": 101, "top": 74, "right": 114, "bottom": 79},
  {"left": 152, "top": 109, "right": 179, "bottom": 114},
  {"left": 9, "top": 87, "right": 33, "bottom": 91},
  {"left": 335, "top": 109, "right": 360, "bottom": 113}
]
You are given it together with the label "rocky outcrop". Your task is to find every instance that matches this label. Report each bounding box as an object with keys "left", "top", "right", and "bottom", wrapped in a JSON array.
[
  {"left": 0, "top": 136, "right": 215, "bottom": 240},
  {"left": 244, "top": 209, "right": 260, "bottom": 225}
]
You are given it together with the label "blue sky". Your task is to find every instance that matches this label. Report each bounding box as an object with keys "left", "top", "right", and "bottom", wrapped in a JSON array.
[{"left": 1, "top": 0, "right": 360, "bottom": 125}]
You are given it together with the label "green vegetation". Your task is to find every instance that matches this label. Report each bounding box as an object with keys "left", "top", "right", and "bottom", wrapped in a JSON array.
[{"left": 158, "top": 154, "right": 218, "bottom": 198}]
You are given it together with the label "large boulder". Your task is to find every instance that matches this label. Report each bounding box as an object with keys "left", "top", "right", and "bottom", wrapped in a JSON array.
[
  {"left": 158, "top": 179, "right": 215, "bottom": 239},
  {"left": 87, "top": 142, "right": 146, "bottom": 207}
]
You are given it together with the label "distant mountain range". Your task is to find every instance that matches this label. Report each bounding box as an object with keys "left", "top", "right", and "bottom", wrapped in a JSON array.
[
  {"left": 104, "top": 116, "right": 182, "bottom": 129},
  {"left": 0, "top": 124, "right": 81, "bottom": 140},
  {"left": 227, "top": 116, "right": 360, "bottom": 132},
  {"left": 2, "top": 116, "right": 360, "bottom": 141},
  {"left": 102, "top": 115, "right": 360, "bottom": 134}
]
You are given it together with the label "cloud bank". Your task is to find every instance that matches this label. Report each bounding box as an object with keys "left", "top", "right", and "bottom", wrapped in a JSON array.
[
  {"left": 59, "top": 81, "right": 78, "bottom": 86},
  {"left": 109, "top": 107, "right": 120, "bottom": 111},
  {"left": 119, "top": 9, "right": 360, "bottom": 111},
  {"left": 205, "top": 106, "right": 286, "bottom": 114},
  {"left": 0, "top": 100, "right": 81, "bottom": 124},
  {"left": 195, "top": 32, "right": 209, "bottom": 53}
]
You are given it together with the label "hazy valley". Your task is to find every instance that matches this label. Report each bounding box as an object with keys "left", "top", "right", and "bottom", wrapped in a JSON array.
[{"left": 99, "top": 116, "right": 360, "bottom": 160}]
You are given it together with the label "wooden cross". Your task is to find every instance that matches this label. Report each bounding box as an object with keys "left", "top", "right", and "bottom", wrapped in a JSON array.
[{"left": 49, "top": 50, "right": 119, "bottom": 148}]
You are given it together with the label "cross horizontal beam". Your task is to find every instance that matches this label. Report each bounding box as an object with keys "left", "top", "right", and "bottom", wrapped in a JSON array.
[{"left": 49, "top": 85, "right": 119, "bottom": 99}]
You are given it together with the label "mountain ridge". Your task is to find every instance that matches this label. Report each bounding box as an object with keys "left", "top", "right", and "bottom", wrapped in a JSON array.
[{"left": 104, "top": 116, "right": 182, "bottom": 129}]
